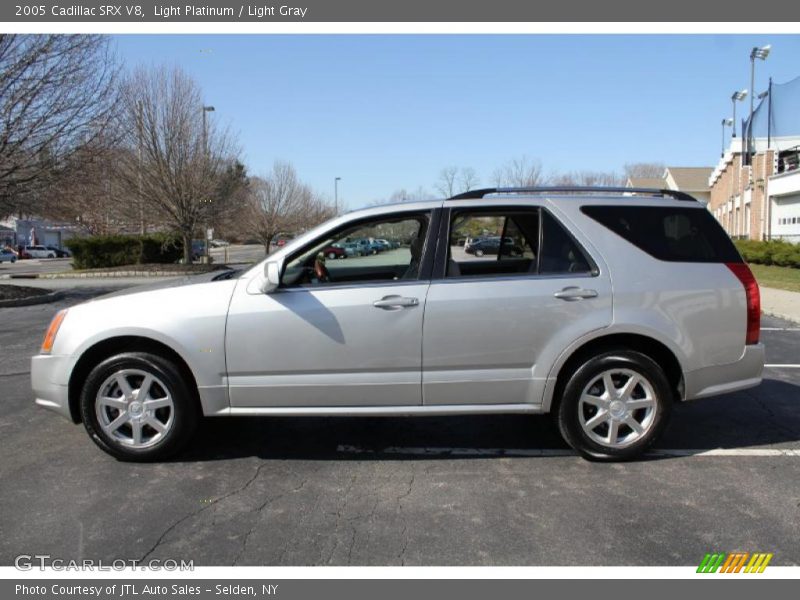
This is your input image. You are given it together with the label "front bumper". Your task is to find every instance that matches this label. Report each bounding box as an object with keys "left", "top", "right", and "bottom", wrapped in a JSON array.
[
  {"left": 31, "top": 354, "right": 73, "bottom": 421},
  {"left": 683, "top": 343, "right": 765, "bottom": 400}
]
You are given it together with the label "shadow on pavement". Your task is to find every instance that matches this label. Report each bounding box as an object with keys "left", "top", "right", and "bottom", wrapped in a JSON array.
[{"left": 176, "top": 377, "right": 800, "bottom": 463}]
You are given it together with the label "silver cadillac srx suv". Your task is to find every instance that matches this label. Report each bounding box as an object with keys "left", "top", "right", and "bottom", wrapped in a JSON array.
[{"left": 31, "top": 186, "right": 765, "bottom": 462}]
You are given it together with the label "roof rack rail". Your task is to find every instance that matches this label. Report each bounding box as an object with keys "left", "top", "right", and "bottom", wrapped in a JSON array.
[{"left": 447, "top": 186, "right": 697, "bottom": 202}]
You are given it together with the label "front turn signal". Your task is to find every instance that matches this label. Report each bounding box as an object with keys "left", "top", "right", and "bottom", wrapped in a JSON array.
[{"left": 41, "top": 309, "right": 67, "bottom": 354}]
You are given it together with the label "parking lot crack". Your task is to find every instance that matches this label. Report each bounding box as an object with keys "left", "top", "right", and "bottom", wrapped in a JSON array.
[
  {"left": 396, "top": 467, "right": 415, "bottom": 565},
  {"left": 233, "top": 477, "right": 308, "bottom": 566},
  {"left": 139, "top": 460, "right": 270, "bottom": 562},
  {"left": 744, "top": 388, "right": 798, "bottom": 439}
]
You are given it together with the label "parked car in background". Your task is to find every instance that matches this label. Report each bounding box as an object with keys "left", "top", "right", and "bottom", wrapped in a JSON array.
[
  {"left": 464, "top": 238, "right": 523, "bottom": 257},
  {"left": 367, "top": 239, "right": 385, "bottom": 254},
  {"left": 191, "top": 240, "right": 206, "bottom": 261},
  {"left": 210, "top": 239, "right": 230, "bottom": 248},
  {"left": 375, "top": 239, "right": 392, "bottom": 251},
  {"left": 322, "top": 245, "right": 348, "bottom": 260},
  {"left": 0, "top": 248, "right": 17, "bottom": 263},
  {"left": 23, "top": 245, "right": 56, "bottom": 259},
  {"left": 343, "top": 242, "right": 367, "bottom": 256},
  {"left": 46, "top": 246, "right": 71, "bottom": 258}
]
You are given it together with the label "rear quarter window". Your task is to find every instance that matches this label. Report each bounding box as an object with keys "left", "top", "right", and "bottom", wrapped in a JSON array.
[{"left": 581, "top": 205, "right": 742, "bottom": 263}]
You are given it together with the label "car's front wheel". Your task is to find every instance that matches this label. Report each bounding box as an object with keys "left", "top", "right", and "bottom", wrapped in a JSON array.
[
  {"left": 80, "top": 352, "right": 199, "bottom": 461},
  {"left": 555, "top": 350, "right": 672, "bottom": 461}
]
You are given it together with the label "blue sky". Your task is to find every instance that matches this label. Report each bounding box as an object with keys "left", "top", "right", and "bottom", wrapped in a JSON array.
[{"left": 113, "top": 35, "right": 800, "bottom": 209}]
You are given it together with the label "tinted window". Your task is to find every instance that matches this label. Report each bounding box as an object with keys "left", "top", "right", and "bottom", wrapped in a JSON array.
[
  {"left": 581, "top": 205, "right": 742, "bottom": 263},
  {"left": 540, "top": 211, "right": 593, "bottom": 275}
]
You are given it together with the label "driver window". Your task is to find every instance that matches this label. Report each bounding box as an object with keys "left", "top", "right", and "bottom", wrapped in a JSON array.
[{"left": 282, "top": 213, "right": 430, "bottom": 287}]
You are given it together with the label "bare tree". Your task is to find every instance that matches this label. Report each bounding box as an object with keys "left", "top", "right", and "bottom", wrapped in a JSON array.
[
  {"left": 459, "top": 167, "right": 480, "bottom": 192},
  {"left": 434, "top": 166, "right": 459, "bottom": 198},
  {"left": 492, "top": 156, "right": 547, "bottom": 187},
  {"left": 113, "top": 66, "right": 241, "bottom": 263},
  {"left": 623, "top": 162, "right": 665, "bottom": 180},
  {"left": 46, "top": 142, "right": 140, "bottom": 234},
  {"left": 551, "top": 170, "right": 624, "bottom": 187},
  {"left": 245, "top": 162, "right": 334, "bottom": 254},
  {"left": 435, "top": 166, "right": 480, "bottom": 197},
  {"left": 387, "top": 186, "right": 431, "bottom": 203},
  {"left": 0, "top": 35, "right": 119, "bottom": 217}
]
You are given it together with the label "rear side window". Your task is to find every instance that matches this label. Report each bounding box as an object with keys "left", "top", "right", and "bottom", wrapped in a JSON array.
[
  {"left": 581, "top": 205, "right": 742, "bottom": 263},
  {"left": 540, "top": 211, "right": 593, "bottom": 274}
]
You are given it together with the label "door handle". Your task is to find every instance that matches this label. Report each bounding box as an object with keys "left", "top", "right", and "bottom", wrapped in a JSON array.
[
  {"left": 554, "top": 286, "right": 598, "bottom": 301},
  {"left": 373, "top": 295, "right": 419, "bottom": 310}
]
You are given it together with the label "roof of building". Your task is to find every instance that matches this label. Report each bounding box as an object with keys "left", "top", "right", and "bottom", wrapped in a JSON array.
[
  {"left": 665, "top": 167, "right": 713, "bottom": 192},
  {"left": 626, "top": 177, "right": 666, "bottom": 189}
]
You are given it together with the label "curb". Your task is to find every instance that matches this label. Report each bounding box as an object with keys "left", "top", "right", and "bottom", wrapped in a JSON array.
[
  {"left": 0, "top": 290, "right": 64, "bottom": 308},
  {"left": 762, "top": 309, "right": 800, "bottom": 325}
]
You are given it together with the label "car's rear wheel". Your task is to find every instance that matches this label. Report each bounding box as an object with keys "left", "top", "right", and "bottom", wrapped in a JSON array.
[
  {"left": 555, "top": 350, "right": 672, "bottom": 461},
  {"left": 80, "top": 352, "right": 199, "bottom": 462},
  {"left": 327, "top": 252, "right": 337, "bottom": 259},
  {"left": 475, "top": 249, "right": 484, "bottom": 257}
]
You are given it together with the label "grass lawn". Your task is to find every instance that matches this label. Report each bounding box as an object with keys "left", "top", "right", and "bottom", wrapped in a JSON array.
[{"left": 749, "top": 264, "right": 800, "bottom": 293}]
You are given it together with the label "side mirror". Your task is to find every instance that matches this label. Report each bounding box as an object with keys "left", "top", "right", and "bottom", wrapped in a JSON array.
[{"left": 261, "top": 261, "right": 282, "bottom": 293}]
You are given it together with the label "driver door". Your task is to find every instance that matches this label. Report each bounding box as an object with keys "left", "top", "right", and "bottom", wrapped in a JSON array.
[{"left": 224, "top": 209, "right": 435, "bottom": 408}]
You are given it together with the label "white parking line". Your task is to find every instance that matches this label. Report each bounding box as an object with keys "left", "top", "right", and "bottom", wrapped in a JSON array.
[
  {"left": 765, "top": 364, "right": 800, "bottom": 368},
  {"left": 336, "top": 445, "right": 800, "bottom": 458},
  {"left": 761, "top": 327, "right": 800, "bottom": 331}
]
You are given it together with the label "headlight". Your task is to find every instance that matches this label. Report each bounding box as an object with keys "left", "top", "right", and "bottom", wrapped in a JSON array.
[{"left": 41, "top": 309, "right": 68, "bottom": 354}]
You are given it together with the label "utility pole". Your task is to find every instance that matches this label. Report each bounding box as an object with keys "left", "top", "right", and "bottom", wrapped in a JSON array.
[
  {"left": 334, "top": 177, "right": 341, "bottom": 214},
  {"left": 137, "top": 100, "right": 144, "bottom": 235}
]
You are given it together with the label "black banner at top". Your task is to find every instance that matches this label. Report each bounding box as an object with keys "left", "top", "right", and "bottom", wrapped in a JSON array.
[{"left": 2, "top": 0, "right": 799, "bottom": 22}]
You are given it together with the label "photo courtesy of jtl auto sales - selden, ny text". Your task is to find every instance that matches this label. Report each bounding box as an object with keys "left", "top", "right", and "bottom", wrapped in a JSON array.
[{"left": 0, "top": 1, "right": 799, "bottom": 598}]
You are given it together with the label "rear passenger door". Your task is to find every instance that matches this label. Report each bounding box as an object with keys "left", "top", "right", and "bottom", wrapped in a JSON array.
[{"left": 422, "top": 202, "right": 612, "bottom": 407}]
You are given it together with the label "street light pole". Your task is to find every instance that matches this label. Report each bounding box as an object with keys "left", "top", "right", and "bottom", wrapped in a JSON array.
[
  {"left": 201, "top": 105, "right": 215, "bottom": 262},
  {"left": 334, "top": 177, "right": 341, "bottom": 214},
  {"left": 748, "top": 45, "right": 770, "bottom": 163},
  {"left": 748, "top": 44, "right": 770, "bottom": 239},
  {"left": 730, "top": 89, "right": 747, "bottom": 138},
  {"left": 201, "top": 105, "right": 215, "bottom": 156},
  {"left": 721, "top": 118, "right": 733, "bottom": 158},
  {"left": 136, "top": 100, "right": 144, "bottom": 235}
]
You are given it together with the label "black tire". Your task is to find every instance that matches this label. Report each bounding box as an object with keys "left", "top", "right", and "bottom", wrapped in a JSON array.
[
  {"left": 554, "top": 350, "right": 672, "bottom": 461},
  {"left": 80, "top": 352, "right": 199, "bottom": 462}
]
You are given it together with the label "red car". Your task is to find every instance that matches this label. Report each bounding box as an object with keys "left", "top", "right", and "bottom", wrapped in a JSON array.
[{"left": 321, "top": 245, "right": 347, "bottom": 259}]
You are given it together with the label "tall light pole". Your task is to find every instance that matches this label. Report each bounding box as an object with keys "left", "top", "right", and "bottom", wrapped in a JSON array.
[
  {"left": 730, "top": 89, "right": 747, "bottom": 137},
  {"left": 334, "top": 176, "right": 341, "bottom": 214},
  {"left": 136, "top": 100, "right": 144, "bottom": 234},
  {"left": 748, "top": 44, "right": 770, "bottom": 162},
  {"left": 721, "top": 118, "right": 733, "bottom": 158},
  {"left": 201, "top": 105, "right": 215, "bottom": 262},
  {"left": 749, "top": 44, "right": 770, "bottom": 239},
  {"left": 201, "top": 105, "right": 215, "bottom": 155}
]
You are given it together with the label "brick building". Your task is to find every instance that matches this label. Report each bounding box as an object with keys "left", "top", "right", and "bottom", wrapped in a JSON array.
[{"left": 709, "top": 75, "right": 800, "bottom": 242}]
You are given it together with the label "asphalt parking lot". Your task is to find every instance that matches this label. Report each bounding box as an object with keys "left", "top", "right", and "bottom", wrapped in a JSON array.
[{"left": 0, "top": 288, "right": 798, "bottom": 566}]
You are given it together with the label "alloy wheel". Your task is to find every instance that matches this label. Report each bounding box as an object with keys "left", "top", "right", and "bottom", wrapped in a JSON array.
[
  {"left": 578, "top": 368, "right": 657, "bottom": 448},
  {"left": 94, "top": 369, "right": 175, "bottom": 449}
]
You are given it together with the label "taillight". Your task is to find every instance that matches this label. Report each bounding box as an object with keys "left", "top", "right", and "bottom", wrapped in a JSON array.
[{"left": 726, "top": 263, "right": 760, "bottom": 345}]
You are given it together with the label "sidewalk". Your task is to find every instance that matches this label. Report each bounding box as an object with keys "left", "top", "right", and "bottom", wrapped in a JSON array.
[{"left": 761, "top": 286, "right": 800, "bottom": 324}]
